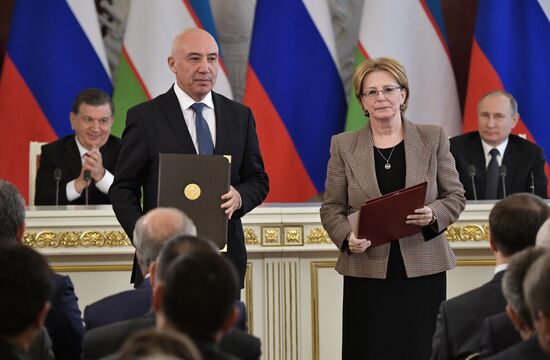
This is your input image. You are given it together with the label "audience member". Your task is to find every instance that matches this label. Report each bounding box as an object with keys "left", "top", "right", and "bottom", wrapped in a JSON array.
[
  {"left": 82, "top": 235, "right": 261, "bottom": 360},
  {"left": 524, "top": 250, "right": 550, "bottom": 356},
  {"left": 0, "top": 245, "right": 53, "bottom": 360},
  {"left": 84, "top": 208, "right": 196, "bottom": 331},
  {"left": 118, "top": 328, "right": 202, "bottom": 360},
  {"left": 450, "top": 90, "right": 547, "bottom": 199},
  {"left": 431, "top": 193, "right": 550, "bottom": 359},
  {"left": 0, "top": 180, "right": 84, "bottom": 359},
  {"left": 35, "top": 88, "right": 121, "bottom": 205},
  {"left": 480, "top": 247, "right": 547, "bottom": 357},
  {"left": 155, "top": 252, "right": 240, "bottom": 359},
  {"left": 486, "top": 250, "right": 550, "bottom": 359},
  {"left": 536, "top": 218, "right": 550, "bottom": 248}
]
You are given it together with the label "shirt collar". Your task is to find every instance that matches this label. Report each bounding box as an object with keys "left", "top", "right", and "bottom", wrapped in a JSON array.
[
  {"left": 173, "top": 82, "right": 214, "bottom": 111},
  {"left": 495, "top": 263, "right": 508, "bottom": 274},
  {"left": 481, "top": 137, "right": 509, "bottom": 157},
  {"left": 74, "top": 137, "right": 89, "bottom": 158}
]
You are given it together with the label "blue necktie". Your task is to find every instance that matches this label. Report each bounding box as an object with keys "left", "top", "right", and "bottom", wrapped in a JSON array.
[
  {"left": 190, "top": 103, "right": 214, "bottom": 155},
  {"left": 485, "top": 148, "right": 500, "bottom": 199}
]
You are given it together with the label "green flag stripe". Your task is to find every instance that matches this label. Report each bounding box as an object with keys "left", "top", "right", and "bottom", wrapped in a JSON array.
[
  {"left": 111, "top": 52, "right": 149, "bottom": 137},
  {"left": 344, "top": 50, "right": 369, "bottom": 132}
]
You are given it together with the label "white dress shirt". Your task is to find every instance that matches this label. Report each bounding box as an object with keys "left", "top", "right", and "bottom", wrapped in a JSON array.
[{"left": 481, "top": 138, "right": 508, "bottom": 168}]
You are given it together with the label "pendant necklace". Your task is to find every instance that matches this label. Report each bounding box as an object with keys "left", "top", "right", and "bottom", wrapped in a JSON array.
[{"left": 375, "top": 145, "right": 396, "bottom": 170}]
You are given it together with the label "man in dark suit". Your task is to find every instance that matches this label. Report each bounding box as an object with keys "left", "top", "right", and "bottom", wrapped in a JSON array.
[
  {"left": 83, "top": 207, "right": 196, "bottom": 331},
  {"left": 450, "top": 90, "right": 547, "bottom": 200},
  {"left": 35, "top": 88, "right": 121, "bottom": 205},
  {"left": 480, "top": 247, "right": 547, "bottom": 357},
  {"left": 0, "top": 180, "right": 84, "bottom": 360},
  {"left": 82, "top": 235, "right": 261, "bottom": 360},
  {"left": 109, "top": 28, "right": 269, "bottom": 287},
  {"left": 431, "top": 193, "right": 550, "bottom": 360},
  {"left": 0, "top": 246, "right": 53, "bottom": 360}
]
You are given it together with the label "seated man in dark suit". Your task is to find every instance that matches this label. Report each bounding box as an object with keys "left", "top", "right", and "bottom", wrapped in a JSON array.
[
  {"left": 486, "top": 249, "right": 550, "bottom": 359},
  {"left": 480, "top": 247, "right": 547, "bottom": 357},
  {"left": 0, "top": 180, "right": 84, "bottom": 360},
  {"left": 450, "top": 90, "right": 547, "bottom": 200},
  {"left": 82, "top": 235, "right": 261, "bottom": 360},
  {"left": 431, "top": 193, "right": 550, "bottom": 360},
  {"left": 84, "top": 207, "right": 196, "bottom": 331},
  {"left": 35, "top": 88, "right": 121, "bottom": 205},
  {"left": 0, "top": 245, "right": 53, "bottom": 360}
]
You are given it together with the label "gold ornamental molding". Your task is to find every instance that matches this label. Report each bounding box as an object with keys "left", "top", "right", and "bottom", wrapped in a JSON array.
[
  {"left": 24, "top": 231, "right": 131, "bottom": 248},
  {"left": 284, "top": 225, "right": 304, "bottom": 246},
  {"left": 445, "top": 224, "right": 490, "bottom": 242},
  {"left": 310, "top": 261, "right": 337, "bottom": 360},
  {"left": 244, "top": 227, "right": 259, "bottom": 245},
  {"left": 306, "top": 227, "right": 331, "bottom": 244}
]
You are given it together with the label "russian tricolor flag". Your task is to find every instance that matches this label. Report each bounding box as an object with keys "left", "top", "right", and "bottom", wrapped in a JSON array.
[
  {"left": 464, "top": 0, "right": 550, "bottom": 194},
  {"left": 0, "top": 0, "right": 111, "bottom": 203},
  {"left": 243, "top": 0, "right": 347, "bottom": 202},
  {"left": 111, "top": 0, "right": 233, "bottom": 137}
]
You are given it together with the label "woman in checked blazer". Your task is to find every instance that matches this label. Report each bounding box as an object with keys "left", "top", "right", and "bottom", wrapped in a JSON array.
[{"left": 320, "top": 57, "right": 465, "bottom": 360}]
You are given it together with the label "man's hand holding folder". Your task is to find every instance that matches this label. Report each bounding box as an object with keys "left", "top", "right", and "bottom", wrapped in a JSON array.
[{"left": 347, "top": 182, "right": 430, "bottom": 250}]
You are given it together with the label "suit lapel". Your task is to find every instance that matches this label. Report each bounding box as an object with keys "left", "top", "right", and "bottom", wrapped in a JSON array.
[
  {"left": 403, "top": 120, "right": 432, "bottom": 187},
  {"left": 212, "top": 92, "right": 229, "bottom": 155},
  {"left": 502, "top": 136, "right": 519, "bottom": 195},
  {"left": 159, "top": 87, "right": 197, "bottom": 154},
  {"left": 344, "top": 126, "right": 381, "bottom": 199},
  {"left": 64, "top": 137, "right": 82, "bottom": 180}
]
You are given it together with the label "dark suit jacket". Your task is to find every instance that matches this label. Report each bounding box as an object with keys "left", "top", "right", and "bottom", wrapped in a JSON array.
[
  {"left": 109, "top": 87, "right": 269, "bottom": 286},
  {"left": 450, "top": 132, "right": 548, "bottom": 200},
  {"left": 35, "top": 134, "right": 121, "bottom": 205},
  {"left": 431, "top": 271, "right": 507, "bottom": 360},
  {"left": 485, "top": 336, "right": 548, "bottom": 359},
  {"left": 45, "top": 273, "right": 84, "bottom": 360},
  {"left": 84, "top": 278, "right": 152, "bottom": 331},
  {"left": 82, "top": 313, "right": 261, "bottom": 360},
  {"left": 479, "top": 312, "right": 521, "bottom": 358}
]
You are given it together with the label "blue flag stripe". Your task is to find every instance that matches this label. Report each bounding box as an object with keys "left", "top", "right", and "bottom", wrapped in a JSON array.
[{"left": 7, "top": 0, "right": 112, "bottom": 137}]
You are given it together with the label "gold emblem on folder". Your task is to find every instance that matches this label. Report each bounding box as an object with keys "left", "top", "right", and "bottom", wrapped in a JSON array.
[{"left": 184, "top": 183, "right": 201, "bottom": 200}]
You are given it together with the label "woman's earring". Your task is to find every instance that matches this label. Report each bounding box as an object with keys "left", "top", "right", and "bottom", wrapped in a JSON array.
[{"left": 400, "top": 103, "right": 405, "bottom": 111}]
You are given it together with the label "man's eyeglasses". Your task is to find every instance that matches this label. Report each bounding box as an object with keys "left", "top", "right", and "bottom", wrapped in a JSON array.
[{"left": 361, "top": 85, "right": 402, "bottom": 99}]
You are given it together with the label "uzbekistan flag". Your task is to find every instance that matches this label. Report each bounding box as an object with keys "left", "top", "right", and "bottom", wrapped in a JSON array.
[
  {"left": 111, "top": 0, "right": 233, "bottom": 136},
  {"left": 0, "top": 0, "right": 111, "bottom": 203},
  {"left": 243, "top": 0, "right": 347, "bottom": 202},
  {"left": 345, "top": 0, "right": 461, "bottom": 137},
  {"left": 463, "top": 0, "right": 550, "bottom": 193}
]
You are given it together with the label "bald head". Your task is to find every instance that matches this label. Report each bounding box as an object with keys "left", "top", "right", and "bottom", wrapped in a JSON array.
[
  {"left": 133, "top": 208, "right": 196, "bottom": 275},
  {"left": 168, "top": 28, "right": 218, "bottom": 101}
]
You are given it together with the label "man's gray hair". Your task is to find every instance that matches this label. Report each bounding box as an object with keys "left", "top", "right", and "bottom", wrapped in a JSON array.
[
  {"left": 133, "top": 208, "right": 196, "bottom": 274},
  {"left": 502, "top": 247, "right": 547, "bottom": 330},
  {"left": 0, "top": 180, "right": 25, "bottom": 244},
  {"left": 536, "top": 218, "right": 550, "bottom": 249}
]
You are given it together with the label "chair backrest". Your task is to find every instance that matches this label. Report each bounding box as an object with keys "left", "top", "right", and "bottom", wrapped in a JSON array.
[{"left": 29, "top": 141, "right": 46, "bottom": 205}]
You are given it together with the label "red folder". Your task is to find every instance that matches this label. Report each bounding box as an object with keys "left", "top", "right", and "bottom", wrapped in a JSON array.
[{"left": 354, "top": 182, "right": 428, "bottom": 247}]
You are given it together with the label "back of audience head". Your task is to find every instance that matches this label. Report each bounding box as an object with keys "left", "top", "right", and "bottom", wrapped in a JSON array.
[
  {"left": 0, "top": 245, "right": 53, "bottom": 350},
  {"left": 488, "top": 193, "right": 550, "bottom": 257},
  {"left": 133, "top": 208, "right": 197, "bottom": 275},
  {"left": 523, "top": 250, "right": 550, "bottom": 355},
  {"left": 0, "top": 179, "right": 26, "bottom": 244},
  {"left": 502, "top": 247, "right": 547, "bottom": 340},
  {"left": 536, "top": 218, "right": 550, "bottom": 249},
  {"left": 119, "top": 328, "right": 202, "bottom": 360},
  {"left": 157, "top": 252, "right": 239, "bottom": 343},
  {"left": 153, "top": 234, "right": 218, "bottom": 283}
]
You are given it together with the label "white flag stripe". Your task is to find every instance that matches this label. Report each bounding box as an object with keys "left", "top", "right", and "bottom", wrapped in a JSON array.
[
  {"left": 538, "top": 0, "right": 550, "bottom": 22},
  {"left": 66, "top": 0, "right": 111, "bottom": 77},
  {"left": 359, "top": 1, "right": 461, "bottom": 136},
  {"left": 124, "top": 0, "right": 233, "bottom": 99},
  {"left": 302, "top": 0, "right": 342, "bottom": 78}
]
